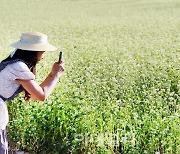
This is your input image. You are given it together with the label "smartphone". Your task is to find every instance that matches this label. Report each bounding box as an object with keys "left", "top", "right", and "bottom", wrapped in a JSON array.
[{"left": 58, "top": 51, "right": 63, "bottom": 63}]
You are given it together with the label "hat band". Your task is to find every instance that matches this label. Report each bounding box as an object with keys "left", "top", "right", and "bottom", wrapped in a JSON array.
[{"left": 20, "top": 37, "right": 48, "bottom": 43}]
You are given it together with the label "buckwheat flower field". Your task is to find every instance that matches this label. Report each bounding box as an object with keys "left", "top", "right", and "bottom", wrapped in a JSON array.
[{"left": 0, "top": 0, "right": 179, "bottom": 153}]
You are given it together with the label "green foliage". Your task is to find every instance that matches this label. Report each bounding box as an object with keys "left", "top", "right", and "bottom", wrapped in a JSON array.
[{"left": 0, "top": 0, "right": 179, "bottom": 153}]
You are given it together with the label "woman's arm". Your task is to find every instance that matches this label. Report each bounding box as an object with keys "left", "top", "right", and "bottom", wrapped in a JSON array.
[{"left": 16, "top": 62, "right": 65, "bottom": 101}]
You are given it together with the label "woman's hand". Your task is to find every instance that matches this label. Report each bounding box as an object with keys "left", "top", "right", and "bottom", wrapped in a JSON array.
[{"left": 50, "top": 61, "right": 65, "bottom": 77}]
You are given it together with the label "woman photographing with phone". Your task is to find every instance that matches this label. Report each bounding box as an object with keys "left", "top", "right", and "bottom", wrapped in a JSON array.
[{"left": 0, "top": 32, "right": 65, "bottom": 153}]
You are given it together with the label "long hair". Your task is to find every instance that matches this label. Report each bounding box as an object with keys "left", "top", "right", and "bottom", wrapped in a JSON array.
[{"left": 2, "top": 49, "right": 41, "bottom": 101}]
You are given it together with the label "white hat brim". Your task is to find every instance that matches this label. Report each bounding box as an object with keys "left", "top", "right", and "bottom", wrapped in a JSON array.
[{"left": 10, "top": 41, "right": 57, "bottom": 51}]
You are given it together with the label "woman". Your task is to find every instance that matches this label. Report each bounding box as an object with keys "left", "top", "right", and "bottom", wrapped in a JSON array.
[{"left": 0, "top": 32, "right": 65, "bottom": 153}]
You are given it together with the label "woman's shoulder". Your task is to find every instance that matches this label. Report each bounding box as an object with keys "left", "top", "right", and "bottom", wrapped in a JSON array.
[
  {"left": 4, "top": 60, "right": 35, "bottom": 80},
  {"left": 7, "top": 60, "right": 30, "bottom": 72}
]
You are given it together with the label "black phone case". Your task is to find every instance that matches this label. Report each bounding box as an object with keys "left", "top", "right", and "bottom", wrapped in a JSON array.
[{"left": 59, "top": 51, "right": 62, "bottom": 62}]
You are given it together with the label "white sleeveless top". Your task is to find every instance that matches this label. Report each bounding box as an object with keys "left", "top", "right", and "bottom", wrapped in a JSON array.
[{"left": 0, "top": 61, "right": 35, "bottom": 130}]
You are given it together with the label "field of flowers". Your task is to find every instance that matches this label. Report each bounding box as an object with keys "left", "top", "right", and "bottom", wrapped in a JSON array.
[{"left": 0, "top": 0, "right": 179, "bottom": 153}]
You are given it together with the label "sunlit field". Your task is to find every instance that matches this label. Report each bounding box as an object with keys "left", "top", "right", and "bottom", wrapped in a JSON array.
[{"left": 0, "top": 0, "right": 179, "bottom": 153}]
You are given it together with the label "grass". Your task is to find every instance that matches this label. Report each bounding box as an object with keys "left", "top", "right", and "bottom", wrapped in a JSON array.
[{"left": 0, "top": 0, "right": 179, "bottom": 153}]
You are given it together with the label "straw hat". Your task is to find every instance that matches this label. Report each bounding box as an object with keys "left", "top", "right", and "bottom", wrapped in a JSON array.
[{"left": 10, "top": 32, "right": 57, "bottom": 51}]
